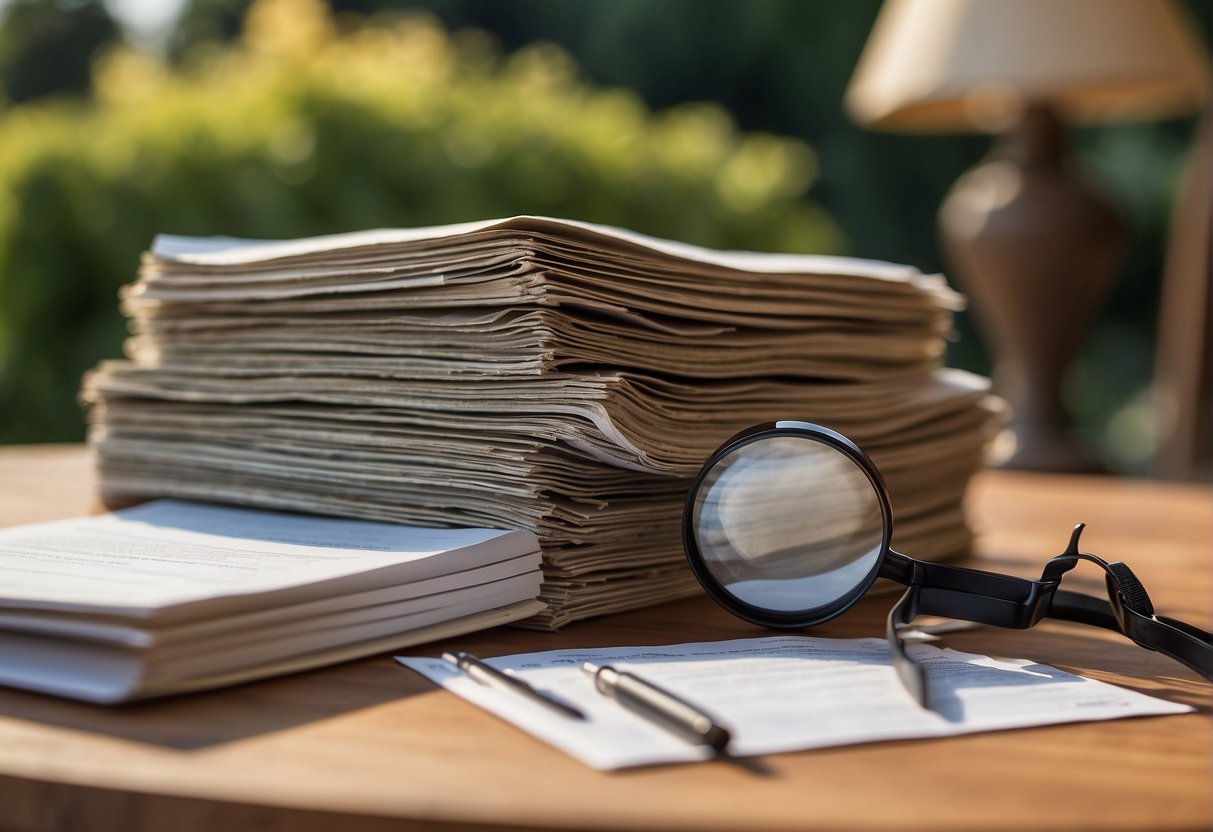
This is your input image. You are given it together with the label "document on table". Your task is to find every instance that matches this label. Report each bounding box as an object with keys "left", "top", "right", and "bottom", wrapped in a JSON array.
[
  {"left": 0, "top": 499, "right": 538, "bottom": 618},
  {"left": 397, "top": 636, "right": 1192, "bottom": 769}
]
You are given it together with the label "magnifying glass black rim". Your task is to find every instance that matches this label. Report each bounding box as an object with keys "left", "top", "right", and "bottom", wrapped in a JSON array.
[{"left": 682, "top": 420, "right": 894, "bottom": 630}]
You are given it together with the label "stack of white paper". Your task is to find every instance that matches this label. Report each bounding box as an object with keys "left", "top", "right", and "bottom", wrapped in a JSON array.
[
  {"left": 83, "top": 216, "right": 1003, "bottom": 628},
  {"left": 0, "top": 500, "right": 543, "bottom": 702}
]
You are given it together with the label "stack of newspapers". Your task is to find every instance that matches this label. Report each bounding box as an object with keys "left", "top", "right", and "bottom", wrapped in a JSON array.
[{"left": 83, "top": 216, "right": 1003, "bottom": 629}]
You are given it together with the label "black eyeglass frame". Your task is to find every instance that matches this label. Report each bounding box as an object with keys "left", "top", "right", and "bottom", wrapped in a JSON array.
[{"left": 682, "top": 421, "right": 1213, "bottom": 709}]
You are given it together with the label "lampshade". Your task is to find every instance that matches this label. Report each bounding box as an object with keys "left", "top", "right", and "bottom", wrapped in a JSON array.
[{"left": 846, "top": 0, "right": 1210, "bottom": 131}]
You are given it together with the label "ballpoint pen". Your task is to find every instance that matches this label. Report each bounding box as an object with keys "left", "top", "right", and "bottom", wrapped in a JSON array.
[
  {"left": 581, "top": 662, "right": 731, "bottom": 752},
  {"left": 442, "top": 651, "right": 586, "bottom": 720}
]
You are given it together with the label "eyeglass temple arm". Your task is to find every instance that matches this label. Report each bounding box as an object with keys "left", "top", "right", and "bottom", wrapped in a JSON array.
[
  {"left": 1049, "top": 590, "right": 1213, "bottom": 679},
  {"left": 886, "top": 587, "right": 929, "bottom": 708},
  {"left": 1041, "top": 525, "right": 1213, "bottom": 681},
  {"left": 883, "top": 525, "right": 1213, "bottom": 699}
]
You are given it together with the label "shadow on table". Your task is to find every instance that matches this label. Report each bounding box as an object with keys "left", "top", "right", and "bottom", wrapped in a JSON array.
[{"left": 0, "top": 652, "right": 432, "bottom": 751}]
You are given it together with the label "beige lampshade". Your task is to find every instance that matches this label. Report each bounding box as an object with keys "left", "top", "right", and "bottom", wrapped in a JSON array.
[{"left": 846, "top": 0, "right": 1210, "bottom": 131}]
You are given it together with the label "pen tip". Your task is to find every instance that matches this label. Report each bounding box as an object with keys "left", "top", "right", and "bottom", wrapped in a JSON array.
[{"left": 581, "top": 661, "right": 599, "bottom": 675}]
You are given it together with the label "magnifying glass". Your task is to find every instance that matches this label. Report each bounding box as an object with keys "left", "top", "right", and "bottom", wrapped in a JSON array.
[{"left": 683, "top": 421, "right": 1213, "bottom": 708}]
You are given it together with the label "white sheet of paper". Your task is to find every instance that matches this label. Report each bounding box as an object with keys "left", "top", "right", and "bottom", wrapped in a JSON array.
[{"left": 397, "top": 636, "right": 1193, "bottom": 769}]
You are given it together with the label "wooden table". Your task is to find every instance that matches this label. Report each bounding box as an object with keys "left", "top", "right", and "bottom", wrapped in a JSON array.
[{"left": 0, "top": 446, "right": 1209, "bottom": 832}]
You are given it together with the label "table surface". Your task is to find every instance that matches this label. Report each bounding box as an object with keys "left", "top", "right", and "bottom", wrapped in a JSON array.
[{"left": 0, "top": 445, "right": 1209, "bottom": 832}]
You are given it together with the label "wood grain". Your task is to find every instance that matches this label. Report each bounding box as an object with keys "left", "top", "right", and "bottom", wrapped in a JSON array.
[{"left": 0, "top": 446, "right": 1208, "bottom": 832}]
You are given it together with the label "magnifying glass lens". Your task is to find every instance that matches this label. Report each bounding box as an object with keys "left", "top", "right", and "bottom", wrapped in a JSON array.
[{"left": 689, "top": 432, "right": 887, "bottom": 619}]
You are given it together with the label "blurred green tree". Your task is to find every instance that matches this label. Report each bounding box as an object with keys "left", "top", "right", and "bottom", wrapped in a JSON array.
[
  {"left": 0, "top": 0, "right": 841, "bottom": 443},
  {"left": 0, "top": 0, "right": 120, "bottom": 102},
  {"left": 169, "top": 0, "right": 248, "bottom": 59}
]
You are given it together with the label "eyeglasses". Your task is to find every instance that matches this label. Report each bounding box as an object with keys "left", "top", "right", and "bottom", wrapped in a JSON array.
[{"left": 682, "top": 421, "right": 1213, "bottom": 709}]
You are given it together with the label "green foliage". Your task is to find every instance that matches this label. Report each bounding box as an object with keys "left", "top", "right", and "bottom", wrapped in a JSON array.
[
  {"left": 0, "top": 0, "right": 842, "bottom": 443},
  {"left": 0, "top": 0, "right": 120, "bottom": 103}
]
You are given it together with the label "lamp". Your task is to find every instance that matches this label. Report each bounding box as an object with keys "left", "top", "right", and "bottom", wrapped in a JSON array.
[{"left": 845, "top": 0, "right": 1209, "bottom": 471}]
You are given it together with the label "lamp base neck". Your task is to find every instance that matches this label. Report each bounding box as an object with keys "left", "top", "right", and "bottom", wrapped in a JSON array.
[{"left": 939, "top": 100, "right": 1125, "bottom": 473}]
